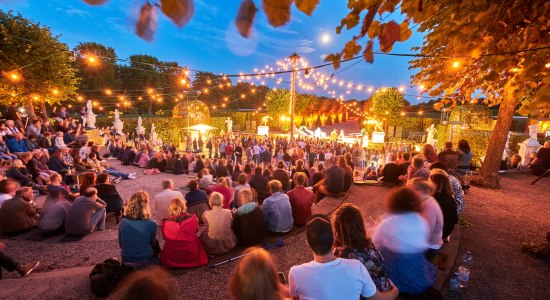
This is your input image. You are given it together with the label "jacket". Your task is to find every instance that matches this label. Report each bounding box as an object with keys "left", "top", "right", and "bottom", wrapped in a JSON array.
[{"left": 160, "top": 214, "right": 208, "bottom": 268}]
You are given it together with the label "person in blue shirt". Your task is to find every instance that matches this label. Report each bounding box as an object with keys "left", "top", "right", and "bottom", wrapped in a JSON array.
[
  {"left": 7, "top": 133, "right": 28, "bottom": 156},
  {"left": 262, "top": 180, "right": 293, "bottom": 234},
  {"left": 118, "top": 191, "right": 159, "bottom": 269}
]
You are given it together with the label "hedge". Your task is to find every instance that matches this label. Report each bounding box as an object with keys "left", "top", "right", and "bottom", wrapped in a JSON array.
[{"left": 95, "top": 116, "right": 187, "bottom": 145}]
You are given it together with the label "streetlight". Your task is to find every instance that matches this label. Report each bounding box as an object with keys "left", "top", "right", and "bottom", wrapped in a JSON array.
[{"left": 289, "top": 52, "right": 300, "bottom": 144}]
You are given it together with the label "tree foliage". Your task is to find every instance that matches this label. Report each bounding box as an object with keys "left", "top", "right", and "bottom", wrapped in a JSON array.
[
  {"left": 369, "top": 87, "right": 405, "bottom": 120},
  {"left": 73, "top": 42, "right": 120, "bottom": 99},
  {"left": 0, "top": 10, "right": 79, "bottom": 117}
]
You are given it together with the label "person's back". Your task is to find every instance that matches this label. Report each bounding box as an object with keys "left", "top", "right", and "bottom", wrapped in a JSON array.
[
  {"left": 262, "top": 192, "right": 293, "bottom": 233},
  {"left": 438, "top": 147, "right": 459, "bottom": 170},
  {"left": 287, "top": 173, "right": 314, "bottom": 226},
  {"left": 153, "top": 186, "right": 184, "bottom": 221},
  {"left": 39, "top": 199, "right": 71, "bottom": 231},
  {"left": 249, "top": 174, "right": 269, "bottom": 203},
  {"left": 0, "top": 195, "right": 37, "bottom": 233},
  {"left": 160, "top": 213, "right": 207, "bottom": 268},
  {"left": 324, "top": 165, "right": 345, "bottom": 194},
  {"left": 119, "top": 218, "right": 157, "bottom": 264},
  {"left": 233, "top": 203, "right": 266, "bottom": 246},
  {"left": 433, "top": 192, "right": 458, "bottom": 240},
  {"left": 272, "top": 168, "right": 290, "bottom": 191},
  {"left": 381, "top": 162, "right": 401, "bottom": 185},
  {"left": 65, "top": 191, "right": 105, "bottom": 235}
]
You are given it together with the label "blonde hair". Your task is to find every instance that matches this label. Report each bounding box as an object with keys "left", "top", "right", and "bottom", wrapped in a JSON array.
[
  {"left": 229, "top": 247, "right": 284, "bottom": 300},
  {"left": 11, "top": 159, "right": 24, "bottom": 169},
  {"left": 209, "top": 191, "right": 223, "bottom": 207},
  {"left": 407, "top": 177, "right": 432, "bottom": 195},
  {"left": 125, "top": 191, "right": 152, "bottom": 220},
  {"left": 217, "top": 177, "right": 229, "bottom": 187},
  {"left": 237, "top": 188, "right": 255, "bottom": 206},
  {"left": 268, "top": 180, "right": 282, "bottom": 194},
  {"left": 169, "top": 198, "right": 187, "bottom": 216}
]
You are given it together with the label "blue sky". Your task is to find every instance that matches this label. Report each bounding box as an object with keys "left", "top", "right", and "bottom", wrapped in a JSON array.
[{"left": 2, "top": 0, "right": 426, "bottom": 102}]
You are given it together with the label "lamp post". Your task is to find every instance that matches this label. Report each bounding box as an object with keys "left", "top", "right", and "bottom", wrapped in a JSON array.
[{"left": 289, "top": 52, "right": 299, "bottom": 144}]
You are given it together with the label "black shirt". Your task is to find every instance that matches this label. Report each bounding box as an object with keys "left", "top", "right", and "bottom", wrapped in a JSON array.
[
  {"left": 537, "top": 147, "right": 550, "bottom": 169},
  {"left": 381, "top": 163, "right": 401, "bottom": 185}
]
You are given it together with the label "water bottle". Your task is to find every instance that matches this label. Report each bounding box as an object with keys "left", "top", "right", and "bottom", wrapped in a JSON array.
[
  {"left": 450, "top": 273, "right": 460, "bottom": 291},
  {"left": 461, "top": 251, "right": 473, "bottom": 267},
  {"left": 457, "top": 251, "right": 472, "bottom": 287}
]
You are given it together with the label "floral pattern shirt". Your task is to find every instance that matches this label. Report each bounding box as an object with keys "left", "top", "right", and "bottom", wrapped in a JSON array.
[{"left": 334, "top": 245, "right": 392, "bottom": 292}]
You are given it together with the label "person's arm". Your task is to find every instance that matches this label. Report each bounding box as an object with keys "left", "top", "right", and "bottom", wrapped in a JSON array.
[
  {"left": 95, "top": 198, "right": 107, "bottom": 208},
  {"left": 366, "top": 281, "right": 399, "bottom": 300}
]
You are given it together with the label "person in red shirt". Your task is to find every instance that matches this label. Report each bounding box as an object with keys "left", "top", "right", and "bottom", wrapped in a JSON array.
[{"left": 287, "top": 172, "right": 314, "bottom": 226}]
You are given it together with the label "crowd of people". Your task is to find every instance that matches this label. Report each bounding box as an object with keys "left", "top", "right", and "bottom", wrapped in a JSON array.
[{"left": 2, "top": 103, "right": 547, "bottom": 298}]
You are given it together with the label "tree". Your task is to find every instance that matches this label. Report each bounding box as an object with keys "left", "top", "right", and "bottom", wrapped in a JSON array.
[
  {"left": 73, "top": 42, "right": 120, "bottom": 103},
  {"left": 369, "top": 88, "right": 405, "bottom": 120},
  {"left": 0, "top": 11, "right": 79, "bottom": 118},
  {"left": 265, "top": 89, "right": 290, "bottom": 117}
]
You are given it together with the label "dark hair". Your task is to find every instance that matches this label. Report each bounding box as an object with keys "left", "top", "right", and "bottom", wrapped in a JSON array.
[
  {"left": 305, "top": 214, "right": 334, "bottom": 255},
  {"left": 244, "top": 164, "right": 252, "bottom": 174},
  {"left": 262, "top": 168, "right": 271, "bottom": 178},
  {"left": 277, "top": 161, "right": 285, "bottom": 169},
  {"left": 444, "top": 142, "right": 453, "bottom": 149},
  {"left": 458, "top": 139, "right": 471, "bottom": 154},
  {"left": 429, "top": 161, "right": 448, "bottom": 172},
  {"left": 385, "top": 187, "right": 421, "bottom": 213},
  {"left": 332, "top": 204, "right": 371, "bottom": 249},
  {"left": 254, "top": 166, "right": 263, "bottom": 175},
  {"left": 0, "top": 179, "right": 19, "bottom": 194},
  {"left": 83, "top": 187, "right": 97, "bottom": 198},
  {"left": 96, "top": 172, "right": 109, "bottom": 184},
  {"left": 403, "top": 152, "right": 411, "bottom": 161},
  {"left": 237, "top": 173, "right": 247, "bottom": 185},
  {"left": 187, "top": 179, "right": 198, "bottom": 191},
  {"left": 429, "top": 172, "right": 454, "bottom": 197}
]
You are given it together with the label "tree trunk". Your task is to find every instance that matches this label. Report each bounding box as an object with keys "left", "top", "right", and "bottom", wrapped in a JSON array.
[
  {"left": 26, "top": 98, "right": 36, "bottom": 120},
  {"left": 473, "top": 80, "right": 517, "bottom": 189}
]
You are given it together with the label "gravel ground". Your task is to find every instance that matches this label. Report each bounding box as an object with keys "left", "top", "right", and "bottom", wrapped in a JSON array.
[{"left": 1, "top": 161, "right": 549, "bottom": 299}]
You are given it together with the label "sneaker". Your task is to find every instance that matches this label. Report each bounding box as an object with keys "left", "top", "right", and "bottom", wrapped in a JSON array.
[
  {"left": 128, "top": 174, "right": 136, "bottom": 180},
  {"left": 113, "top": 177, "right": 122, "bottom": 184},
  {"left": 18, "top": 261, "right": 40, "bottom": 277}
]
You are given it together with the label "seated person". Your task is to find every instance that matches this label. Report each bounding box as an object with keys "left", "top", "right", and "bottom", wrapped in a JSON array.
[
  {"left": 172, "top": 154, "right": 185, "bottom": 175},
  {"left": 118, "top": 192, "right": 159, "bottom": 268},
  {"left": 530, "top": 141, "right": 550, "bottom": 176},
  {"left": 0, "top": 241, "right": 40, "bottom": 277},
  {"left": 272, "top": 161, "right": 290, "bottom": 191},
  {"left": 363, "top": 170, "right": 379, "bottom": 180},
  {"left": 211, "top": 177, "right": 232, "bottom": 209},
  {"left": 184, "top": 180, "right": 210, "bottom": 224},
  {"left": 232, "top": 173, "right": 250, "bottom": 206},
  {"left": 39, "top": 173, "right": 73, "bottom": 232},
  {"left": 0, "top": 140, "right": 18, "bottom": 160},
  {"left": 249, "top": 167, "right": 270, "bottom": 204},
  {"left": 437, "top": 142, "right": 459, "bottom": 171},
  {"left": 380, "top": 154, "right": 401, "bottom": 185},
  {"left": 314, "top": 158, "right": 345, "bottom": 203},
  {"left": 160, "top": 198, "right": 208, "bottom": 268},
  {"left": 262, "top": 180, "right": 293, "bottom": 234},
  {"left": 200, "top": 192, "right": 237, "bottom": 255},
  {"left": 198, "top": 169, "right": 214, "bottom": 190},
  {"left": 406, "top": 155, "right": 430, "bottom": 181},
  {"left": 232, "top": 188, "right": 267, "bottom": 247},
  {"left": 287, "top": 172, "right": 314, "bottom": 226},
  {"left": 65, "top": 188, "right": 106, "bottom": 235},
  {"left": 0, "top": 178, "right": 19, "bottom": 208},
  {"left": 309, "top": 163, "right": 326, "bottom": 187},
  {"left": 0, "top": 187, "right": 39, "bottom": 234},
  {"left": 152, "top": 179, "right": 185, "bottom": 222},
  {"left": 95, "top": 172, "right": 123, "bottom": 217},
  {"left": 6, "top": 159, "right": 32, "bottom": 188},
  {"left": 289, "top": 214, "right": 398, "bottom": 300}
]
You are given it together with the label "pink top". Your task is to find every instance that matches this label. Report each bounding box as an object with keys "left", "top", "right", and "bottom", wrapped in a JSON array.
[{"left": 419, "top": 195, "right": 444, "bottom": 249}]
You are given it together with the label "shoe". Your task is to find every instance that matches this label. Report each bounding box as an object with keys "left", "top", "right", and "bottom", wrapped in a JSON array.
[
  {"left": 18, "top": 261, "right": 40, "bottom": 277},
  {"left": 113, "top": 177, "right": 122, "bottom": 184},
  {"left": 128, "top": 174, "right": 136, "bottom": 180}
]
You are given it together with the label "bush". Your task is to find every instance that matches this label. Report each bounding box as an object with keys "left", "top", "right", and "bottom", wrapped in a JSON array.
[
  {"left": 389, "top": 117, "right": 437, "bottom": 138},
  {"left": 95, "top": 116, "right": 187, "bottom": 145}
]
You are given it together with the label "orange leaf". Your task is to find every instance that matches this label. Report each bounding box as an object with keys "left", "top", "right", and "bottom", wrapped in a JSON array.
[
  {"left": 235, "top": 0, "right": 257, "bottom": 38},
  {"left": 83, "top": 0, "right": 109, "bottom": 5},
  {"left": 262, "top": 0, "right": 291, "bottom": 27},
  {"left": 136, "top": 3, "right": 158, "bottom": 42},
  {"left": 398, "top": 21, "right": 412, "bottom": 42},
  {"left": 379, "top": 21, "right": 400, "bottom": 52},
  {"left": 295, "top": 0, "right": 319, "bottom": 16},
  {"left": 160, "top": 0, "right": 194, "bottom": 28},
  {"left": 363, "top": 40, "right": 374, "bottom": 63}
]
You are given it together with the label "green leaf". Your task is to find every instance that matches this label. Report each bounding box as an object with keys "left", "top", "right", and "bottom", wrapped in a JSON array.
[
  {"left": 160, "top": 0, "right": 194, "bottom": 28},
  {"left": 235, "top": 0, "right": 257, "bottom": 38},
  {"left": 295, "top": 0, "right": 319, "bottom": 16}
]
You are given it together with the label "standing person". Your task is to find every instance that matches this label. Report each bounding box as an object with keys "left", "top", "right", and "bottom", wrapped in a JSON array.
[
  {"left": 234, "top": 142, "right": 243, "bottom": 165},
  {"left": 287, "top": 172, "right": 314, "bottom": 226},
  {"left": 206, "top": 138, "right": 213, "bottom": 159},
  {"left": 289, "top": 214, "right": 399, "bottom": 300},
  {"left": 262, "top": 180, "right": 293, "bottom": 234},
  {"left": 160, "top": 198, "right": 207, "bottom": 268},
  {"left": 252, "top": 143, "right": 261, "bottom": 165},
  {"left": 118, "top": 191, "right": 159, "bottom": 268},
  {"left": 229, "top": 247, "right": 289, "bottom": 300},
  {"left": 65, "top": 188, "right": 106, "bottom": 235},
  {"left": 152, "top": 179, "right": 185, "bottom": 222},
  {"left": 332, "top": 204, "right": 392, "bottom": 292}
]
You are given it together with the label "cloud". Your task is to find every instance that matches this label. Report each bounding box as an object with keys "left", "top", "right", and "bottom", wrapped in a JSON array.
[{"left": 55, "top": 6, "right": 91, "bottom": 17}]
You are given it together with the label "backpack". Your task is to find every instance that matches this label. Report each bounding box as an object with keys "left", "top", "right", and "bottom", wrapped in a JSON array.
[{"left": 89, "top": 258, "right": 132, "bottom": 297}]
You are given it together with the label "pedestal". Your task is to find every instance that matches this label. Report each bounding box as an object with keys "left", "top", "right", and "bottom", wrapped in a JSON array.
[
  {"left": 257, "top": 126, "right": 269, "bottom": 136},
  {"left": 372, "top": 132, "right": 385, "bottom": 144},
  {"left": 518, "top": 138, "right": 542, "bottom": 167}
]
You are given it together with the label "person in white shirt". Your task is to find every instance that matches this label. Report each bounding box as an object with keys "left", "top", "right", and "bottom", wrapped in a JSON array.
[
  {"left": 289, "top": 214, "right": 398, "bottom": 300},
  {"left": 152, "top": 179, "right": 185, "bottom": 221},
  {"left": 0, "top": 179, "right": 18, "bottom": 208}
]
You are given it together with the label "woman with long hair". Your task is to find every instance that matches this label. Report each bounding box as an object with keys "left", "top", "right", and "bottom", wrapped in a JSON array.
[
  {"left": 332, "top": 204, "right": 392, "bottom": 292},
  {"left": 456, "top": 139, "right": 473, "bottom": 175},
  {"left": 428, "top": 171, "right": 458, "bottom": 240},
  {"left": 160, "top": 198, "right": 207, "bottom": 268},
  {"left": 232, "top": 188, "right": 266, "bottom": 247},
  {"left": 338, "top": 155, "right": 353, "bottom": 192},
  {"left": 229, "top": 247, "right": 288, "bottom": 300},
  {"left": 118, "top": 191, "right": 159, "bottom": 268},
  {"left": 79, "top": 172, "right": 97, "bottom": 195},
  {"left": 291, "top": 159, "right": 310, "bottom": 180}
]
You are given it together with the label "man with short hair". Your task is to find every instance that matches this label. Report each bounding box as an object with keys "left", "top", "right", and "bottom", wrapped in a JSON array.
[
  {"left": 65, "top": 188, "right": 106, "bottom": 235},
  {"left": 314, "top": 157, "right": 345, "bottom": 203},
  {"left": 287, "top": 172, "right": 314, "bottom": 226},
  {"left": 273, "top": 161, "right": 290, "bottom": 191},
  {"left": 289, "top": 215, "right": 399, "bottom": 300},
  {"left": 380, "top": 154, "right": 401, "bottom": 185},
  {"left": 249, "top": 166, "right": 270, "bottom": 204},
  {"left": 262, "top": 180, "right": 293, "bottom": 234},
  {"left": 7, "top": 133, "right": 28, "bottom": 156},
  {"left": 0, "top": 179, "right": 18, "bottom": 208},
  {"left": 437, "top": 142, "right": 459, "bottom": 171},
  {"left": 152, "top": 179, "right": 185, "bottom": 221}
]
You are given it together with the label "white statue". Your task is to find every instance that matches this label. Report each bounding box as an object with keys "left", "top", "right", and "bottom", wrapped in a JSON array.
[
  {"left": 528, "top": 124, "right": 539, "bottom": 140},
  {"left": 225, "top": 117, "right": 233, "bottom": 132},
  {"left": 113, "top": 109, "right": 124, "bottom": 135},
  {"left": 136, "top": 116, "right": 145, "bottom": 136},
  {"left": 150, "top": 123, "right": 159, "bottom": 145},
  {"left": 426, "top": 124, "right": 437, "bottom": 145},
  {"left": 314, "top": 127, "right": 322, "bottom": 138},
  {"left": 86, "top": 100, "right": 96, "bottom": 129},
  {"left": 503, "top": 132, "right": 511, "bottom": 161},
  {"left": 260, "top": 116, "right": 273, "bottom": 127}
]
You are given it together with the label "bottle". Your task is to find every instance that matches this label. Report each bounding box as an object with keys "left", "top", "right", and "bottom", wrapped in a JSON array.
[
  {"left": 457, "top": 266, "right": 470, "bottom": 287},
  {"left": 461, "top": 251, "right": 473, "bottom": 267},
  {"left": 450, "top": 273, "right": 460, "bottom": 291}
]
